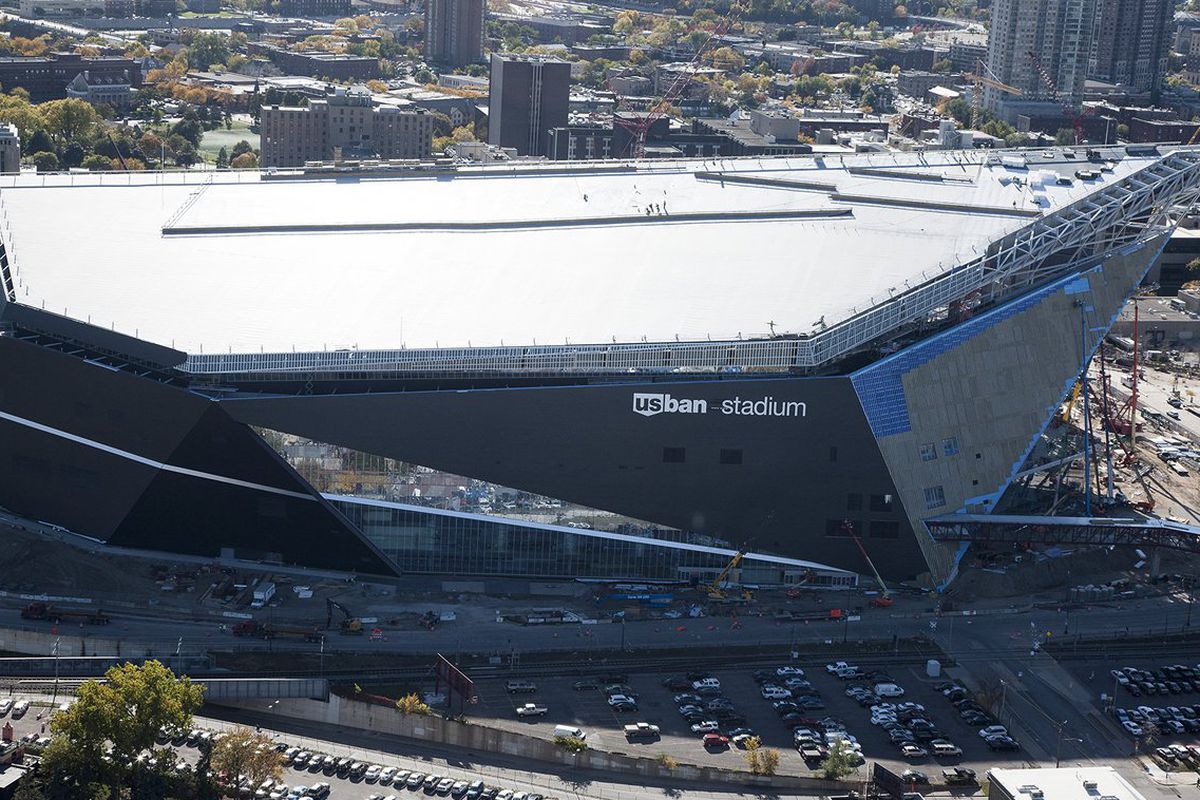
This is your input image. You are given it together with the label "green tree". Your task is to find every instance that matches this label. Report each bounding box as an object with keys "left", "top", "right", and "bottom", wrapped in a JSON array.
[
  {"left": 81, "top": 153, "right": 113, "bottom": 170},
  {"left": 210, "top": 727, "right": 283, "bottom": 791},
  {"left": 187, "top": 32, "right": 231, "bottom": 69},
  {"left": 45, "top": 661, "right": 204, "bottom": 799},
  {"left": 40, "top": 98, "right": 99, "bottom": 146},
  {"left": 11, "top": 775, "right": 46, "bottom": 800},
  {"left": 170, "top": 111, "right": 203, "bottom": 147},
  {"left": 26, "top": 128, "right": 53, "bottom": 154},
  {"left": 29, "top": 151, "right": 58, "bottom": 172},
  {"left": 1054, "top": 127, "right": 1076, "bottom": 145},
  {"left": 216, "top": 145, "right": 229, "bottom": 167},
  {"left": 231, "top": 139, "right": 253, "bottom": 158},
  {"left": 819, "top": 739, "right": 857, "bottom": 780}
]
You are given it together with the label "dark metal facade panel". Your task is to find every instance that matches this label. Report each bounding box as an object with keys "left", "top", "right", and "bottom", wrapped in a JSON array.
[{"left": 222, "top": 377, "right": 931, "bottom": 579}]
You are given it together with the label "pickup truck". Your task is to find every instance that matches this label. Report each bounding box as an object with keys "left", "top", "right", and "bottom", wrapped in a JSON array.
[
  {"left": 942, "top": 768, "right": 978, "bottom": 786},
  {"left": 623, "top": 722, "right": 660, "bottom": 739},
  {"left": 515, "top": 703, "right": 548, "bottom": 717}
]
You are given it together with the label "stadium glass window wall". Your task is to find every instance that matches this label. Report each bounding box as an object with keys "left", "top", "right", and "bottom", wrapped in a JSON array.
[{"left": 329, "top": 496, "right": 854, "bottom": 587}]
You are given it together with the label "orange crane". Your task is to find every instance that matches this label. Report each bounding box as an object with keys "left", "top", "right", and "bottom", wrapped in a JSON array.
[
  {"left": 615, "top": 0, "right": 750, "bottom": 157},
  {"left": 963, "top": 59, "right": 1022, "bottom": 130}
]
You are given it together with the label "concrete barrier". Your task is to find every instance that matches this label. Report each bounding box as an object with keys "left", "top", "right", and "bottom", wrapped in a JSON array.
[{"left": 212, "top": 694, "right": 848, "bottom": 792}]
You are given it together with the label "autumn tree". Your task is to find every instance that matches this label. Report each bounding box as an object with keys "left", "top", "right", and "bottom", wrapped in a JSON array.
[
  {"left": 210, "top": 727, "right": 284, "bottom": 790},
  {"left": 43, "top": 661, "right": 205, "bottom": 799}
]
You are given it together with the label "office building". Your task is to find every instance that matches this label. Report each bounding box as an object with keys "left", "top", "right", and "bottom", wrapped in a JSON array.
[
  {"left": 260, "top": 92, "right": 432, "bottom": 167},
  {"left": 1088, "top": 0, "right": 1173, "bottom": 96},
  {"left": 425, "top": 0, "right": 485, "bottom": 66},
  {"left": 0, "top": 147, "right": 1196, "bottom": 584},
  {"left": 487, "top": 54, "right": 570, "bottom": 157},
  {"left": 274, "top": 0, "right": 351, "bottom": 15},
  {"left": 984, "top": 0, "right": 1096, "bottom": 123}
]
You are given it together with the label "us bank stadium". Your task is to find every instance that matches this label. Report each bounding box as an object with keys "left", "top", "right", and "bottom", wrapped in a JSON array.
[{"left": 2, "top": 145, "right": 1198, "bottom": 586}]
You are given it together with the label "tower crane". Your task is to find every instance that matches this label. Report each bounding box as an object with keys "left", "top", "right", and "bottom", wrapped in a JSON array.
[
  {"left": 963, "top": 59, "right": 1022, "bottom": 131},
  {"left": 614, "top": 0, "right": 750, "bottom": 158},
  {"left": 1026, "top": 50, "right": 1084, "bottom": 143}
]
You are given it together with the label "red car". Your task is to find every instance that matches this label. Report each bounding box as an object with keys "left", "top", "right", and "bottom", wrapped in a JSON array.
[{"left": 702, "top": 733, "right": 730, "bottom": 749}]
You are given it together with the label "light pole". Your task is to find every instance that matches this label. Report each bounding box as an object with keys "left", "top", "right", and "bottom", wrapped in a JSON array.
[
  {"left": 1055, "top": 721, "right": 1082, "bottom": 767},
  {"left": 50, "top": 637, "right": 60, "bottom": 708}
]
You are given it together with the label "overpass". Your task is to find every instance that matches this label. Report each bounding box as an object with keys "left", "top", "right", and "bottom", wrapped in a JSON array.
[{"left": 925, "top": 513, "right": 1200, "bottom": 554}]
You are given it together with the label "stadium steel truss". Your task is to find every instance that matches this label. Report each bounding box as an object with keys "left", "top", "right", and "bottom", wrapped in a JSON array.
[{"left": 180, "top": 147, "right": 1200, "bottom": 381}]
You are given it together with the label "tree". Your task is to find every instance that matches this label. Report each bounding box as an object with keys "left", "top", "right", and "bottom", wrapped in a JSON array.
[
  {"left": 29, "top": 151, "right": 58, "bottom": 172},
  {"left": 11, "top": 776, "right": 46, "bottom": 800},
  {"left": 45, "top": 661, "right": 204, "bottom": 799},
  {"left": 81, "top": 153, "right": 113, "bottom": 171},
  {"left": 170, "top": 111, "right": 203, "bottom": 147},
  {"left": 40, "top": 98, "right": 99, "bottom": 146},
  {"left": 231, "top": 139, "right": 254, "bottom": 158},
  {"left": 396, "top": 693, "right": 431, "bottom": 715},
  {"left": 1054, "top": 127, "right": 1076, "bottom": 146},
  {"left": 26, "top": 128, "right": 53, "bottom": 154},
  {"left": 217, "top": 145, "right": 229, "bottom": 167},
  {"left": 187, "top": 32, "right": 231, "bottom": 70},
  {"left": 138, "top": 131, "right": 164, "bottom": 165},
  {"left": 230, "top": 151, "right": 258, "bottom": 169},
  {"left": 1186, "top": 256, "right": 1200, "bottom": 273},
  {"left": 210, "top": 727, "right": 283, "bottom": 791},
  {"left": 819, "top": 739, "right": 857, "bottom": 780}
]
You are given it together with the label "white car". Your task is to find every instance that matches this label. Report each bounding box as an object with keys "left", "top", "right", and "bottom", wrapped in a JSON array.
[
  {"left": 826, "top": 661, "right": 852, "bottom": 674},
  {"left": 875, "top": 683, "right": 905, "bottom": 698},
  {"left": 11, "top": 701, "right": 29, "bottom": 719},
  {"left": 776, "top": 666, "right": 805, "bottom": 677},
  {"left": 692, "top": 678, "right": 720, "bottom": 690},
  {"left": 978, "top": 725, "right": 1008, "bottom": 739},
  {"left": 761, "top": 686, "right": 792, "bottom": 700},
  {"left": 1122, "top": 721, "right": 1145, "bottom": 736},
  {"left": 365, "top": 765, "right": 381, "bottom": 782},
  {"left": 607, "top": 694, "right": 636, "bottom": 707},
  {"left": 0, "top": 699, "right": 11, "bottom": 716},
  {"left": 690, "top": 720, "right": 720, "bottom": 733},
  {"left": 379, "top": 767, "right": 397, "bottom": 785}
]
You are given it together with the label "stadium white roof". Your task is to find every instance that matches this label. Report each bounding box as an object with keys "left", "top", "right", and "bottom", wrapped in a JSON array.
[{"left": 0, "top": 149, "right": 1161, "bottom": 356}]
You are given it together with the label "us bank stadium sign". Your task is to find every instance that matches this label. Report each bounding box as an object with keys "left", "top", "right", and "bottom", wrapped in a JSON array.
[{"left": 632, "top": 392, "right": 807, "bottom": 419}]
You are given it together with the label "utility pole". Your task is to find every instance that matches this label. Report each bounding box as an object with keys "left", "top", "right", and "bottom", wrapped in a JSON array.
[{"left": 50, "top": 637, "right": 60, "bottom": 708}]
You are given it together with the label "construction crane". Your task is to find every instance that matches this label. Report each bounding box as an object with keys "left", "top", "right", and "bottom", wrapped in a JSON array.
[
  {"left": 963, "top": 59, "right": 1022, "bottom": 131},
  {"left": 614, "top": 0, "right": 750, "bottom": 158},
  {"left": 325, "top": 598, "right": 363, "bottom": 635},
  {"left": 1057, "top": 380, "right": 1082, "bottom": 427},
  {"left": 707, "top": 551, "right": 753, "bottom": 601},
  {"left": 841, "top": 520, "right": 893, "bottom": 607},
  {"left": 1026, "top": 50, "right": 1084, "bottom": 143}
]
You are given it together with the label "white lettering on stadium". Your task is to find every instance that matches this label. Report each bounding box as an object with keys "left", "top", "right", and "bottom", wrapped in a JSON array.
[{"left": 632, "top": 393, "right": 806, "bottom": 419}]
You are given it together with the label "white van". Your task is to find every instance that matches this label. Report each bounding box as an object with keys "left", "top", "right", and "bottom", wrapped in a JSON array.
[
  {"left": 553, "top": 725, "right": 586, "bottom": 740},
  {"left": 875, "top": 683, "right": 905, "bottom": 697}
]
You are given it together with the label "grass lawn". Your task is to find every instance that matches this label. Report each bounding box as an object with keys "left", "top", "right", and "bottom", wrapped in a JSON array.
[{"left": 199, "top": 121, "right": 259, "bottom": 161}]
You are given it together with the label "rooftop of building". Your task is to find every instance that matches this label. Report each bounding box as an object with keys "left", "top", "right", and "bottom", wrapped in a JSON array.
[
  {"left": 986, "top": 767, "right": 1146, "bottom": 800},
  {"left": 0, "top": 147, "right": 1168, "bottom": 358}
]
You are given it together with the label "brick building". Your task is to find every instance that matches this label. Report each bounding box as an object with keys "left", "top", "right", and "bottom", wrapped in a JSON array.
[{"left": 260, "top": 91, "right": 433, "bottom": 167}]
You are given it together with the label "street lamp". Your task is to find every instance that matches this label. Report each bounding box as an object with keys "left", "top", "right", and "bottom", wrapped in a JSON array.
[{"left": 1055, "top": 721, "right": 1082, "bottom": 767}]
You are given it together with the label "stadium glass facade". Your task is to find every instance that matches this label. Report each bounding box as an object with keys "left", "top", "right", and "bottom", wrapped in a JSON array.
[{"left": 329, "top": 496, "right": 856, "bottom": 586}]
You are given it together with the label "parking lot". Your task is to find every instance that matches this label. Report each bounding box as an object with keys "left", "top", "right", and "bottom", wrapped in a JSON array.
[
  {"left": 1061, "top": 657, "right": 1200, "bottom": 774},
  {"left": 463, "top": 659, "right": 1029, "bottom": 781}
]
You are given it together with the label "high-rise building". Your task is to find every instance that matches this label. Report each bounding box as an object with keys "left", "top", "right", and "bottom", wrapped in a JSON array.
[
  {"left": 425, "top": 0, "right": 485, "bottom": 66},
  {"left": 260, "top": 91, "right": 433, "bottom": 167},
  {"left": 487, "top": 54, "right": 570, "bottom": 157},
  {"left": 983, "top": 0, "right": 1095, "bottom": 122},
  {"left": 1088, "top": 0, "right": 1173, "bottom": 96}
]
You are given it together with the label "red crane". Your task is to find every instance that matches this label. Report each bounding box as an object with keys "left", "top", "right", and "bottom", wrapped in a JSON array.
[
  {"left": 615, "top": 0, "right": 750, "bottom": 158},
  {"left": 1025, "top": 50, "right": 1084, "bottom": 143}
]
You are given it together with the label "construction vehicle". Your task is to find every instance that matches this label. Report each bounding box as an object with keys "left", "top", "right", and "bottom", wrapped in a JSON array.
[
  {"left": 614, "top": 0, "right": 750, "bottom": 157},
  {"left": 841, "top": 521, "right": 893, "bottom": 607},
  {"left": 707, "top": 551, "right": 753, "bottom": 601},
  {"left": 232, "top": 619, "right": 323, "bottom": 642},
  {"left": 1026, "top": 50, "right": 1085, "bottom": 143},
  {"left": 964, "top": 59, "right": 1022, "bottom": 131},
  {"left": 418, "top": 611, "right": 440, "bottom": 631},
  {"left": 326, "top": 598, "right": 363, "bottom": 635},
  {"left": 20, "top": 602, "right": 110, "bottom": 625}
]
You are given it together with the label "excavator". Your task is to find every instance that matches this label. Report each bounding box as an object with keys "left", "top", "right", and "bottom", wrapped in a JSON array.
[{"left": 326, "top": 598, "right": 363, "bottom": 635}]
